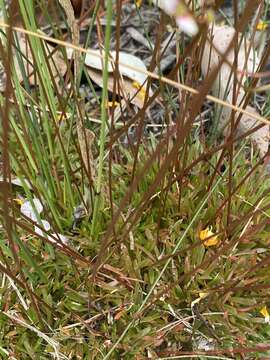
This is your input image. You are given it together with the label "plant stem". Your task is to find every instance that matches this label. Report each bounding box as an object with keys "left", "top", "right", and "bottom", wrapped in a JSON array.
[{"left": 91, "top": 0, "right": 113, "bottom": 237}]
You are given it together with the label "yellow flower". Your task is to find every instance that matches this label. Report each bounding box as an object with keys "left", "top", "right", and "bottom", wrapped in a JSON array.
[
  {"left": 206, "top": 9, "right": 215, "bottom": 24},
  {"left": 132, "top": 81, "right": 146, "bottom": 101},
  {"left": 199, "top": 292, "right": 209, "bottom": 299},
  {"left": 135, "top": 0, "right": 143, "bottom": 7},
  {"left": 191, "top": 292, "right": 209, "bottom": 307},
  {"left": 56, "top": 112, "right": 67, "bottom": 122},
  {"left": 106, "top": 100, "right": 120, "bottom": 109},
  {"left": 13, "top": 198, "right": 24, "bottom": 206},
  {"left": 257, "top": 20, "right": 268, "bottom": 31},
  {"left": 260, "top": 306, "right": 270, "bottom": 323},
  {"left": 199, "top": 227, "right": 218, "bottom": 247}
]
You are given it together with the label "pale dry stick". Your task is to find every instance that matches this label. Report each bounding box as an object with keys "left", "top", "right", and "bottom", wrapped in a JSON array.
[
  {"left": 157, "top": 312, "right": 224, "bottom": 334},
  {"left": 6, "top": 93, "right": 173, "bottom": 127},
  {"left": 231, "top": 198, "right": 264, "bottom": 253},
  {"left": 5, "top": 275, "right": 29, "bottom": 311},
  {"left": 120, "top": 209, "right": 135, "bottom": 250},
  {"left": 0, "top": 22, "right": 269, "bottom": 126},
  {"left": 4, "top": 311, "right": 68, "bottom": 360},
  {"left": 235, "top": 194, "right": 270, "bottom": 218},
  {"left": 17, "top": 85, "right": 125, "bottom": 126},
  {"left": 239, "top": 198, "right": 265, "bottom": 235},
  {"left": 253, "top": 83, "right": 270, "bottom": 93},
  {"left": 157, "top": 356, "right": 234, "bottom": 360},
  {"left": 0, "top": 269, "right": 28, "bottom": 311},
  {"left": 61, "top": 302, "right": 134, "bottom": 331}
]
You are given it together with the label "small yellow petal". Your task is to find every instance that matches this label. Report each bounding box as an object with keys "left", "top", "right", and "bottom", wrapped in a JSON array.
[
  {"left": 199, "top": 292, "right": 209, "bottom": 299},
  {"left": 132, "top": 81, "right": 146, "bottom": 101},
  {"left": 260, "top": 306, "right": 270, "bottom": 323},
  {"left": 199, "top": 228, "right": 211, "bottom": 240},
  {"left": 175, "top": 3, "right": 186, "bottom": 16},
  {"left": 199, "top": 227, "right": 218, "bottom": 247},
  {"left": 257, "top": 20, "right": 268, "bottom": 31},
  {"left": 106, "top": 101, "right": 120, "bottom": 109},
  {"left": 192, "top": 292, "right": 209, "bottom": 307},
  {"left": 56, "top": 113, "right": 67, "bottom": 122},
  {"left": 135, "top": 0, "right": 143, "bottom": 7},
  {"left": 13, "top": 198, "right": 24, "bottom": 206},
  {"left": 206, "top": 9, "right": 215, "bottom": 24},
  {"left": 132, "top": 81, "right": 141, "bottom": 90}
]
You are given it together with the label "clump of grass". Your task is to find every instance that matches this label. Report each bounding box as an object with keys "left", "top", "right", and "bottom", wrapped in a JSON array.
[{"left": 1, "top": 0, "right": 270, "bottom": 359}]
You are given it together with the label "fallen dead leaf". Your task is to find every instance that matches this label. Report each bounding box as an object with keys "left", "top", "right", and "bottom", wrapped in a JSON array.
[
  {"left": 201, "top": 25, "right": 260, "bottom": 102},
  {"left": 86, "top": 67, "right": 147, "bottom": 108},
  {"left": 11, "top": 32, "right": 67, "bottom": 88},
  {"left": 67, "top": 47, "right": 151, "bottom": 108},
  {"left": 201, "top": 25, "right": 269, "bottom": 156}
]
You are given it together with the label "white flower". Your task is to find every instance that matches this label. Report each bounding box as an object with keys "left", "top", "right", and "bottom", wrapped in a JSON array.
[
  {"left": 153, "top": 0, "right": 199, "bottom": 37},
  {"left": 50, "top": 233, "right": 68, "bottom": 245},
  {"left": 21, "top": 198, "right": 43, "bottom": 221},
  {"left": 34, "top": 222, "right": 68, "bottom": 245},
  {"left": 159, "top": 0, "right": 179, "bottom": 15},
  {"left": 34, "top": 220, "right": 51, "bottom": 236},
  {"left": 196, "top": 336, "right": 215, "bottom": 351},
  {"left": 176, "top": 15, "right": 199, "bottom": 36},
  {"left": 20, "top": 197, "right": 68, "bottom": 246}
]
